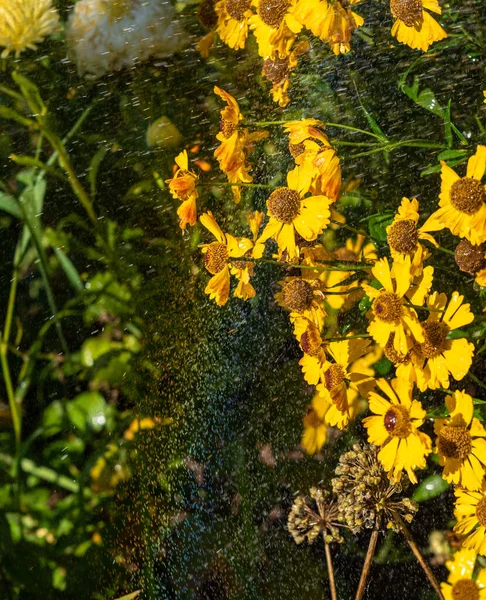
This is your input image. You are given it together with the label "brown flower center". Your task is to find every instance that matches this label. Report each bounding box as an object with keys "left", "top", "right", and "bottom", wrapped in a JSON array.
[
  {"left": 198, "top": 0, "right": 218, "bottom": 28},
  {"left": 282, "top": 279, "right": 314, "bottom": 312},
  {"left": 267, "top": 187, "right": 301, "bottom": 223},
  {"left": 205, "top": 242, "right": 229, "bottom": 275},
  {"left": 384, "top": 334, "right": 411, "bottom": 365},
  {"left": 384, "top": 404, "right": 411, "bottom": 438},
  {"left": 437, "top": 425, "right": 472, "bottom": 460},
  {"left": 372, "top": 291, "right": 402, "bottom": 324},
  {"left": 225, "top": 0, "right": 251, "bottom": 20},
  {"left": 263, "top": 56, "right": 289, "bottom": 84},
  {"left": 300, "top": 326, "right": 322, "bottom": 356},
  {"left": 258, "top": 0, "right": 289, "bottom": 28},
  {"left": 324, "top": 364, "right": 345, "bottom": 391},
  {"left": 451, "top": 579, "right": 480, "bottom": 600},
  {"left": 450, "top": 177, "right": 485, "bottom": 215},
  {"left": 387, "top": 219, "right": 418, "bottom": 255},
  {"left": 419, "top": 321, "right": 449, "bottom": 359},
  {"left": 220, "top": 118, "right": 237, "bottom": 139},
  {"left": 390, "top": 0, "right": 423, "bottom": 27},
  {"left": 476, "top": 496, "right": 486, "bottom": 527},
  {"left": 455, "top": 239, "right": 486, "bottom": 275}
]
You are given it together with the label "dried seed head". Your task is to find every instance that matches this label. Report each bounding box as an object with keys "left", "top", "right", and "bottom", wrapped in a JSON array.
[
  {"left": 450, "top": 177, "right": 485, "bottom": 215},
  {"left": 263, "top": 56, "right": 289, "bottom": 84},
  {"left": 387, "top": 219, "right": 418, "bottom": 255},
  {"left": 437, "top": 426, "right": 472, "bottom": 461},
  {"left": 373, "top": 291, "right": 403, "bottom": 324},
  {"left": 288, "top": 487, "right": 344, "bottom": 546},
  {"left": 205, "top": 242, "right": 228, "bottom": 274},
  {"left": 454, "top": 240, "right": 486, "bottom": 275}
]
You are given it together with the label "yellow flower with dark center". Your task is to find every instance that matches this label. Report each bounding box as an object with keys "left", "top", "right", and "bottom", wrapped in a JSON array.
[
  {"left": 455, "top": 240, "right": 486, "bottom": 287},
  {"left": 262, "top": 41, "right": 308, "bottom": 107},
  {"left": 363, "top": 378, "right": 431, "bottom": 483},
  {"left": 390, "top": 0, "right": 447, "bottom": 52},
  {"left": 440, "top": 548, "right": 486, "bottom": 600},
  {"left": 386, "top": 197, "right": 438, "bottom": 275},
  {"left": 362, "top": 257, "right": 426, "bottom": 355},
  {"left": 256, "top": 172, "right": 332, "bottom": 259},
  {"left": 0, "top": 0, "right": 60, "bottom": 58},
  {"left": 199, "top": 212, "right": 254, "bottom": 305},
  {"left": 292, "top": 316, "right": 328, "bottom": 385},
  {"left": 409, "top": 292, "right": 475, "bottom": 391},
  {"left": 293, "top": 0, "right": 364, "bottom": 55},
  {"left": 165, "top": 150, "right": 199, "bottom": 229},
  {"left": 424, "top": 146, "right": 486, "bottom": 245},
  {"left": 315, "top": 336, "right": 376, "bottom": 417},
  {"left": 435, "top": 391, "right": 486, "bottom": 491},
  {"left": 214, "top": 86, "right": 268, "bottom": 204},
  {"left": 454, "top": 481, "right": 486, "bottom": 556},
  {"left": 276, "top": 273, "right": 327, "bottom": 332},
  {"left": 215, "top": 0, "right": 253, "bottom": 49},
  {"left": 249, "top": 0, "right": 302, "bottom": 59}
]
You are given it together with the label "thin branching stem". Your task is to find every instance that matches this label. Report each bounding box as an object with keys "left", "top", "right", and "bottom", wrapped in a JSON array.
[
  {"left": 323, "top": 535, "right": 337, "bottom": 600},
  {"left": 355, "top": 528, "right": 379, "bottom": 600}
]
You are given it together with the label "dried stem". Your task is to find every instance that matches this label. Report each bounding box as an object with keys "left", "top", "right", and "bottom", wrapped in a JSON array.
[
  {"left": 398, "top": 517, "right": 445, "bottom": 600},
  {"left": 355, "top": 528, "right": 379, "bottom": 600},
  {"left": 323, "top": 535, "right": 337, "bottom": 600}
]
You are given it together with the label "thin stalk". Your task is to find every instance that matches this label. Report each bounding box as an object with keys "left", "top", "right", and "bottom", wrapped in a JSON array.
[
  {"left": 331, "top": 219, "right": 373, "bottom": 240},
  {"left": 325, "top": 333, "right": 371, "bottom": 342},
  {"left": 240, "top": 257, "right": 373, "bottom": 272},
  {"left": 323, "top": 535, "right": 337, "bottom": 600},
  {"left": 398, "top": 517, "right": 445, "bottom": 600},
  {"left": 355, "top": 528, "right": 379, "bottom": 600},
  {"left": 468, "top": 371, "right": 486, "bottom": 391},
  {"left": 197, "top": 181, "right": 278, "bottom": 189},
  {"left": 348, "top": 139, "right": 447, "bottom": 160},
  {"left": 434, "top": 245, "right": 455, "bottom": 256},
  {"left": 248, "top": 120, "right": 384, "bottom": 141}
]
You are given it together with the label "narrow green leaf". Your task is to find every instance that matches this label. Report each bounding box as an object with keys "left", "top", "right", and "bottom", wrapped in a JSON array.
[
  {"left": 52, "top": 245, "right": 83, "bottom": 292},
  {"left": 413, "top": 474, "right": 449, "bottom": 502},
  {"left": 89, "top": 146, "right": 107, "bottom": 200},
  {"left": 0, "top": 192, "right": 22, "bottom": 219},
  {"left": 12, "top": 71, "right": 47, "bottom": 117},
  {"left": 437, "top": 149, "right": 468, "bottom": 161}
]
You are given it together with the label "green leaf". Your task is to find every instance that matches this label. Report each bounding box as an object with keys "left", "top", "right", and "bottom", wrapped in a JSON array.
[
  {"left": 413, "top": 474, "right": 449, "bottom": 502},
  {"left": 89, "top": 146, "right": 107, "bottom": 200},
  {"left": 437, "top": 149, "right": 468, "bottom": 161},
  {"left": 66, "top": 392, "right": 107, "bottom": 433},
  {"left": 373, "top": 357, "right": 392, "bottom": 377},
  {"left": 421, "top": 155, "right": 468, "bottom": 177},
  {"left": 41, "top": 400, "right": 64, "bottom": 437},
  {"left": 114, "top": 592, "right": 141, "bottom": 600},
  {"left": 12, "top": 72, "right": 47, "bottom": 117},
  {"left": 0, "top": 191, "right": 21, "bottom": 219},
  {"left": 81, "top": 337, "right": 122, "bottom": 367},
  {"left": 51, "top": 245, "right": 83, "bottom": 292},
  {"left": 401, "top": 77, "right": 445, "bottom": 118},
  {"left": 366, "top": 213, "right": 394, "bottom": 242}
]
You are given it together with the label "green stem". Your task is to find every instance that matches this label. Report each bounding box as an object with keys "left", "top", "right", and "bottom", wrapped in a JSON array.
[
  {"left": 248, "top": 120, "right": 384, "bottom": 141},
  {"left": 325, "top": 333, "right": 371, "bottom": 342},
  {"left": 468, "top": 371, "right": 486, "bottom": 391},
  {"left": 197, "top": 181, "right": 278, "bottom": 189},
  {"left": 349, "top": 139, "right": 447, "bottom": 160},
  {"left": 241, "top": 257, "right": 373, "bottom": 272},
  {"left": 331, "top": 219, "right": 373, "bottom": 240},
  {"left": 435, "top": 245, "right": 455, "bottom": 256}
]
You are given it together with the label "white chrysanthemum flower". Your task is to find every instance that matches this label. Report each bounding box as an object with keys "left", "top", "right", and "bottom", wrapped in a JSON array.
[
  {"left": 0, "top": 0, "right": 60, "bottom": 58},
  {"left": 66, "top": 0, "right": 187, "bottom": 78}
]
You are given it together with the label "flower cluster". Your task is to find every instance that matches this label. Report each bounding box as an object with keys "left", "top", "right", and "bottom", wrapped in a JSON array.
[
  {"left": 196, "top": 0, "right": 447, "bottom": 106},
  {"left": 172, "top": 89, "right": 485, "bottom": 561}
]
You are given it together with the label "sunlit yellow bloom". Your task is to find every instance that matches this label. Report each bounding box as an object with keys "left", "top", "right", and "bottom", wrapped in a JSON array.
[
  {"left": 284, "top": 119, "right": 341, "bottom": 201},
  {"left": 321, "top": 235, "right": 377, "bottom": 311},
  {"left": 249, "top": 0, "right": 302, "bottom": 59},
  {"left": 362, "top": 257, "right": 427, "bottom": 355},
  {"left": 276, "top": 273, "right": 327, "bottom": 332},
  {"left": 165, "top": 150, "right": 199, "bottom": 229},
  {"left": 363, "top": 378, "right": 431, "bottom": 483},
  {"left": 214, "top": 86, "right": 267, "bottom": 203},
  {"left": 386, "top": 197, "right": 438, "bottom": 275},
  {"left": 215, "top": 0, "right": 253, "bottom": 49},
  {"left": 315, "top": 336, "right": 376, "bottom": 418},
  {"left": 435, "top": 391, "right": 486, "bottom": 491},
  {"left": 294, "top": 0, "right": 364, "bottom": 54},
  {"left": 257, "top": 172, "right": 332, "bottom": 260},
  {"left": 454, "top": 240, "right": 486, "bottom": 287},
  {"left": 454, "top": 482, "right": 486, "bottom": 556},
  {"left": 262, "top": 41, "right": 308, "bottom": 107},
  {"left": 293, "top": 317, "right": 328, "bottom": 385},
  {"left": 230, "top": 211, "right": 265, "bottom": 300},
  {"left": 425, "top": 145, "right": 486, "bottom": 245},
  {"left": 124, "top": 417, "right": 156, "bottom": 440},
  {"left": 301, "top": 401, "right": 328, "bottom": 454},
  {"left": 390, "top": 0, "right": 447, "bottom": 52},
  {"left": 199, "top": 212, "right": 254, "bottom": 305},
  {"left": 441, "top": 548, "right": 486, "bottom": 600},
  {"left": 411, "top": 292, "right": 475, "bottom": 391}
]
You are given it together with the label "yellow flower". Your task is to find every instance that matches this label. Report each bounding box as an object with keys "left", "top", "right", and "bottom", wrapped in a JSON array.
[
  {"left": 435, "top": 390, "right": 486, "bottom": 491},
  {"left": 301, "top": 402, "right": 328, "bottom": 454},
  {"left": 249, "top": 0, "right": 302, "bottom": 59},
  {"left": 165, "top": 150, "right": 199, "bottom": 229},
  {"left": 362, "top": 257, "right": 428, "bottom": 355},
  {"left": 257, "top": 172, "right": 332, "bottom": 260},
  {"left": 0, "top": 0, "right": 60, "bottom": 58},
  {"left": 454, "top": 240, "right": 486, "bottom": 287},
  {"left": 276, "top": 273, "right": 327, "bottom": 331},
  {"left": 262, "top": 41, "right": 308, "bottom": 107},
  {"left": 199, "top": 211, "right": 254, "bottom": 305},
  {"left": 411, "top": 292, "right": 475, "bottom": 391},
  {"left": 294, "top": 0, "right": 364, "bottom": 54},
  {"left": 321, "top": 235, "right": 377, "bottom": 311},
  {"left": 284, "top": 119, "right": 342, "bottom": 202},
  {"left": 294, "top": 317, "right": 328, "bottom": 385},
  {"left": 425, "top": 145, "right": 486, "bottom": 245},
  {"left": 315, "top": 336, "right": 376, "bottom": 418},
  {"left": 454, "top": 481, "right": 486, "bottom": 556},
  {"left": 390, "top": 0, "right": 447, "bottom": 52},
  {"left": 230, "top": 211, "right": 265, "bottom": 301},
  {"left": 363, "top": 378, "right": 431, "bottom": 483},
  {"left": 215, "top": 0, "right": 253, "bottom": 49},
  {"left": 214, "top": 86, "right": 267, "bottom": 203},
  {"left": 386, "top": 197, "right": 438, "bottom": 275},
  {"left": 441, "top": 548, "right": 486, "bottom": 600}
]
